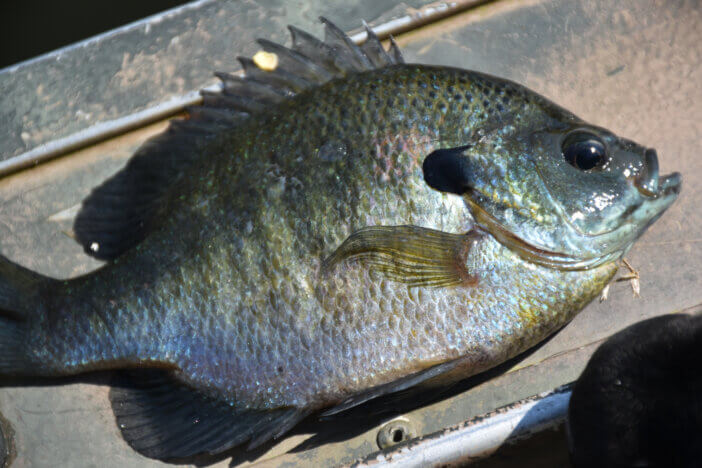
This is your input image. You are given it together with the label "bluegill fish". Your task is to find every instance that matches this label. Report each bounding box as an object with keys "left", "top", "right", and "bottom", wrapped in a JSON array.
[{"left": 0, "top": 18, "right": 680, "bottom": 461}]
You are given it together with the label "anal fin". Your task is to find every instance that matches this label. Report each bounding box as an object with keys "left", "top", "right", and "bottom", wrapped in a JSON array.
[
  {"left": 110, "top": 370, "right": 305, "bottom": 460},
  {"left": 323, "top": 225, "right": 482, "bottom": 287}
]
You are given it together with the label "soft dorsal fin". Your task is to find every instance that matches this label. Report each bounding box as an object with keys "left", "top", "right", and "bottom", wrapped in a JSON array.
[{"left": 74, "top": 18, "right": 405, "bottom": 261}]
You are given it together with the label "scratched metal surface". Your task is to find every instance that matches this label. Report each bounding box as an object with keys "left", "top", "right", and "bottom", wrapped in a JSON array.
[
  {"left": 0, "top": 0, "right": 700, "bottom": 466},
  {"left": 0, "top": 0, "right": 440, "bottom": 164}
]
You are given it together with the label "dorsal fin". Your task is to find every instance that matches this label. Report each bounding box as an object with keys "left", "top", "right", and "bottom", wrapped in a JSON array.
[{"left": 74, "top": 18, "right": 404, "bottom": 261}]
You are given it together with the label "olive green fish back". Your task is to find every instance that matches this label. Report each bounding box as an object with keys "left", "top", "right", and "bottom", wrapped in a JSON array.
[{"left": 73, "top": 18, "right": 404, "bottom": 262}]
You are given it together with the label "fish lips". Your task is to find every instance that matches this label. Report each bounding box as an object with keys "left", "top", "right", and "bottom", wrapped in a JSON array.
[
  {"left": 631, "top": 170, "right": 682, "bottom": 234},
  {"left": 607, "top": 156, "right": 681, "bottom": 256},
  {"left": 635, "top": 148, "right": 682, "bottom": 199},
  {"left": 657, "top": 171, "right": 683, "bottom": 198},
  {"left": 631, "top": 148, "right": 682, "bottom": 234}
]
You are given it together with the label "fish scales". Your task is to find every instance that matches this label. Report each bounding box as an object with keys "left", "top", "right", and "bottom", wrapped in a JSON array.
[
  {"left": 27, "top": 66, "right": 601, "bottom": 405},
  {"left": 0, "top": 19, "right": 679, "bottom": 460}
]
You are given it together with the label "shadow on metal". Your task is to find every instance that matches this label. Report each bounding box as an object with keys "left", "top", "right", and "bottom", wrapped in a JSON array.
[{"left": 467, "top": 390, "right": 573, "bottom": 468}]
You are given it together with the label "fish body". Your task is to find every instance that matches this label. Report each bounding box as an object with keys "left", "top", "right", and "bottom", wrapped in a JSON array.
[
  {"left": 0, "top": 20, "right": 680, "bottom": 460},
  {"left": 33, "top": 65, "right": 615, "bottom": 404}
]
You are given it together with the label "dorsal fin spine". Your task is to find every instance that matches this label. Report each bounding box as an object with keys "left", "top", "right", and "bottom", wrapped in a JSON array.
[
  {"left": 256, "top": 39, "right": 335, "bottom": 83},
  {"left": 287, "top": 25, "right": 341, "bottom": 71},
  {"left": 388, "top": 36, "right": 405, "bottom": 64},
  {"left": 320, "top": 16, "right": 373, "bottom": 70},
  {"left": 237, "top": 57, "right": 313, "bottom": 93},
  {"left": 215, "top": 72, "right": 290, "bottom": 99},
  {"left": 360, "top": 21, "right": 393, "bottom": 67},
  {"left": 73, "top": 18, "right": 405, "bottom": 260}
]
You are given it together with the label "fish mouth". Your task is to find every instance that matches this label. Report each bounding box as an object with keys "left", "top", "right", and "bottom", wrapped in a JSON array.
[
  {"left": 657, "top": 171, "right": 682, "bottom": 197},
  {"left": 631, "top": 148, "right": 681, "bottom": 233},
  {"left": 635, "top": 148, "right": 682, "bottom": 199},
  {"left": 635, "top": 148, "right": 660, "bottom": 196},
  {"left": 628, "top": 170, "right": 682, "bottom": 236}
]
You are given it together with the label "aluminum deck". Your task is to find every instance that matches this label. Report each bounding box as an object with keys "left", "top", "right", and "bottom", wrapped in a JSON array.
[{"left": 0, "top": 0, "right": 699, "bottom": 466}]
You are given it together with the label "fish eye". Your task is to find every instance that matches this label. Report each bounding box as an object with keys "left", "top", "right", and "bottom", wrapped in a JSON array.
[{"left": 562, "top": 132, "right": 607, "bottom": 171}]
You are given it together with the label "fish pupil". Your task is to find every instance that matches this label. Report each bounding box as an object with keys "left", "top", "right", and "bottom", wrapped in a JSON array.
[{"left": 562, "top": 134, "right": 607, "bottom": 170}]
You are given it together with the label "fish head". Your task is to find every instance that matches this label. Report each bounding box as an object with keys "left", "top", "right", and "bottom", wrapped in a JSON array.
[
  {"left": 529, "top": 122, "right": 682, "bottom": 246},
  {"left": 426, "top": 100, "right": 681, "bottom": 269}
]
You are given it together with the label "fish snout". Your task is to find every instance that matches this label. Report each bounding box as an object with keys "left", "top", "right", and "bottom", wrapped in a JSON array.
[
  {"left": 635, "top": 148, "right": 660, "bottom": 197},
  {"left": 659, "top": 171, "right": 682, "bottom": 196}
]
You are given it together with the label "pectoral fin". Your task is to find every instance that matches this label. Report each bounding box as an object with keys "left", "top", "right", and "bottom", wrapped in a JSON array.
[{"left": 323, "top": 225, "right": 482, "bottom": 287}]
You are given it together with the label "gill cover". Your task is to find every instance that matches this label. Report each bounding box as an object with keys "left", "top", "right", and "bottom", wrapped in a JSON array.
[{"left": 422, "top": 118, "right": 680, "bottom": 269}]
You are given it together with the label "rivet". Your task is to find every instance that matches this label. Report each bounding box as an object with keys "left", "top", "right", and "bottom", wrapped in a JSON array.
[{"left": 376, "top": 417, "right": 416, "bottom": 449}]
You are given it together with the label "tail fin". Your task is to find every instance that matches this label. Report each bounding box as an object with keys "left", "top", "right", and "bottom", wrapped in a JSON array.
[{"left": 0, "top": 254, "right": 51, "bottom": 375}]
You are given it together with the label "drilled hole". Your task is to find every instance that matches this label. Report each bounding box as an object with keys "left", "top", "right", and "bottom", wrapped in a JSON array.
[{"left": 377, "top": 418, "right": 415, "bottom": 449}]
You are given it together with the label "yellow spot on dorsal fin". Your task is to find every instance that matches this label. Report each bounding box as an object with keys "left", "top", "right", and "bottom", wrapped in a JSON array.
[{"left": 253, "top": 50, "right": 279, "bottom": 71}]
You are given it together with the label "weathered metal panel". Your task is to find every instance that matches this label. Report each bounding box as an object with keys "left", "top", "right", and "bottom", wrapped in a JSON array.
[
  {"left": 0, "top": 0, "right": 484, "bottom": 173},
  {"left": 350, "top": 385, "right": 572, "bottom": 467},
  {"left": 0, "top": 0, "right": 700, "bottom": 466}
]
